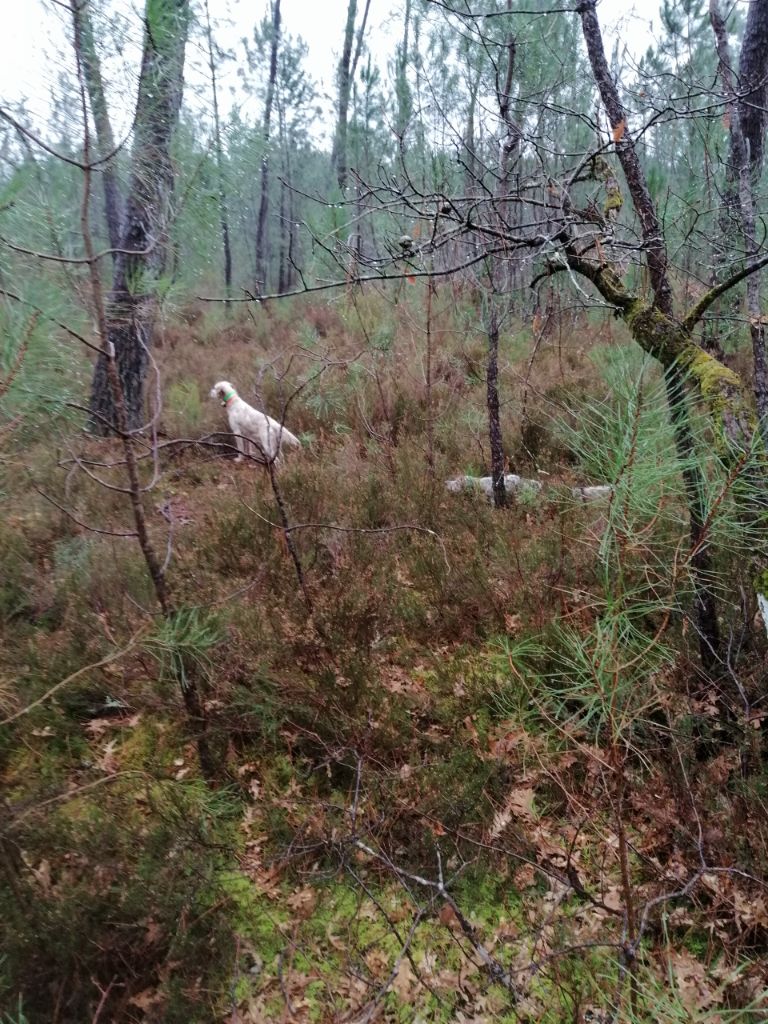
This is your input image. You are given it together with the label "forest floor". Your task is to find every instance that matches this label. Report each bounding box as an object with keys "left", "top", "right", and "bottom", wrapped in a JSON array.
[{"left": 1, "top": 288, "right": 767, "bottom": 1023}]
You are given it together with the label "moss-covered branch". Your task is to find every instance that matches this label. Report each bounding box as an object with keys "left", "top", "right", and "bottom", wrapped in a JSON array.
[
  {"left": 544, "top": 246, "right": 757, "bottom": 453},
  {"left": 682, "top": 250, "right": 768, "bottom": 333}
]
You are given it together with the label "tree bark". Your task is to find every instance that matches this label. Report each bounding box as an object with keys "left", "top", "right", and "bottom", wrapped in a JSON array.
[
  {"left": 487, "top": 308, "right": 507, "bottom": 509},
  {"left": 737, "top": 0, "right": 768, "bottom": 172},
  {"left": 203, "top": 0, "right": 232, "bottom": 304},
  {"left": 394, "top": 0, "right": 412, "bottom": 139},
  {"left": 278, "top": 171, "right": 289, "bottom": 294},
  {"left": 579, "top": 0, "right": 674, "bottom": 317},
  {"left": 70, "top": 0, "right": 123, "bottom": 259},
  {"left": 495, "top": 1, "right": 521, "bottom": 293},
  {"left": 254, "top": 0, "right": 281, "bottom": 294},
  {"left": 333, "top": 0, "right": 358, "bottom": 192},
  {"left": 89, "top": 0, "right": 190, "bottom": 435},
  {"left": 496, "top": 2, "right": 521, "bottom": 194},
  {"left": 711, "top": 0, "right": 768, "bottom": 441}
]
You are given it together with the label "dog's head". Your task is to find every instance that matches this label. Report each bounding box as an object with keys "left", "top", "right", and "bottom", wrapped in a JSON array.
[{"left": 211, "top": 381, "right": 237, "bottom": 406}]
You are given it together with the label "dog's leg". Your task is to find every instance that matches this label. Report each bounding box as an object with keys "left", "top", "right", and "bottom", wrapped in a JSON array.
[{"left": 233, "top": 433, "right": 245, "bottom": 462}]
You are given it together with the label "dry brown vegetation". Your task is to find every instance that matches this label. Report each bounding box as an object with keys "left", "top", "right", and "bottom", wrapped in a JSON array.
[{"left": 1, "top": 289, "right": 767, "bottom": 1023}]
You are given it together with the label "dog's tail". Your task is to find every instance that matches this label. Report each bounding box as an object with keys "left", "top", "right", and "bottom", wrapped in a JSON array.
[{"left": 278, "top": 426, "right": 301, "bottom": 448}]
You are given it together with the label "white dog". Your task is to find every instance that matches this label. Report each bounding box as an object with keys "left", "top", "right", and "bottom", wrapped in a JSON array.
[{"left": 210, "top": 380, "right": 301, "bottom": 464}]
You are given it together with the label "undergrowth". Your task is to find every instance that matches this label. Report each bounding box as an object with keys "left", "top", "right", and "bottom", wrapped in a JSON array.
[{"left": 1, "top": 293, "right": 766, "bottom": 1022}]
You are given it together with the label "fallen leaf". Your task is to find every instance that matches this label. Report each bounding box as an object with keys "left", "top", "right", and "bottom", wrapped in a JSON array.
[
  {"left": 393, "top": 959, "right": 416, "bottom": 1000},
  {"left": 438, "top": 903, "right": 461, "bottom": 930},
  {"left": 667, "top": 949, "right": 719, "bottom": 1013},
  {"left": 287, "top": 886, "right": 318, "bottom": 919},
  {"left": 128, "top": 987, "right": 165, "bottom": 1013}
]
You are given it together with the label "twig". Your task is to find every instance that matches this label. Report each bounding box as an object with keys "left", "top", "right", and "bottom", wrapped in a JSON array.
[
  {"left": 90, "top": 976, "right": 116, "bottom": 1024},
  {"left": 358, "top": 909, "right": 425, "bottom": 1023},
  {"left": 32, "top": 484, "right": 138, "bottom": 537},
  {"left": 240, "top": 505, "right": 451, "bottom": 574},
  {"left": 1, "top": 628, "right": 148, "bottom": 725},
  {"left": 9, "top": 772, "right": 145, "bottom": 826}
]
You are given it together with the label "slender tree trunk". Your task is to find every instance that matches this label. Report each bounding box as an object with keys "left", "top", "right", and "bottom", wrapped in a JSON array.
[
  {"left": 664, "top": 365, "right": 721, "bottom": 666},
  {"left": 287, "top": 184, "right": 297, "bottom": 289},
  {"left": 459, "top": 64, "right": 482, "bottom": 284},
  {"left": 580, "top": 1, "right": 674, "bottom": 317},
  {"left": 495, "top": 2, "right": 521, "bottom": 295},
  {"left": 496, "top": 3, "right": 520, "bottom": 194},
  {"left": 333, "top": 0, "right": 356, "bottom": 193},
  {"left": 203, "top": 0, "right": 232, "bottom": 304},
  {"left": 714, "top": 0, "right": 768, "bottom": 438},
  {"left": 425, "top": 277, "right": 435, "bottom": 475},
  {"left": 72, "top": 16, "right": 216, "bottom": 779},
  {"left": 89, "top": 0, "right": 190, "bottom": 435},
  {"left": 736, "top": 0, "right": 768, "bottom": 172},
  {"left": 394, "top": 0, "right": 412, "bottom": 139},
  {"left": 578, "top": 0, "right": 721, "bottom": 664},
  {"left": 70, "top": 0, "right": 123, "bottom": 259},
  {"left": 333, "top": 0, "right": 358, "bottom": 192},
  {"left": 487, "top": 308, "right": 506, "bottom": 509},
  {"left": 254, "top": 0, "right": 281, "bottom": 293},
  {"left": 278, "top": 174, "right": 289, "bottom": 293}
]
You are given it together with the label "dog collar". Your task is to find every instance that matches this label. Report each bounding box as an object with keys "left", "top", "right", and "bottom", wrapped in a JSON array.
[{"left": 222, "top": 390, "right": 237, "bottom": 406}]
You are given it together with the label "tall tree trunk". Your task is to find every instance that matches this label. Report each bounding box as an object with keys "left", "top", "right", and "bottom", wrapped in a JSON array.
[
  {"left": 203, "top": 0, "right": 232, "bottom": 304},
  {"left": 276, "top": 122, "right": 288, "bottom": 294},
  {"left": 332, "top": 0, "right": 371, "bottom": 192},
  {"left": 487, "top": 307, "right": 506, "bottom": 509},
  {"left": 580, "top": 2, "right": 674, "bottom": 317},
  {"left": 89, "top": 0, "right": 190, "bottom": 434},
  {"left": 496, "top": 3, "right": 520, "bottom": 194},
  {"left": 495, "top": 1, "right": 521, "bottom": 295},
  {"left": 578, "top": 0, "right": 720, "bottom": 665},
  {"left": 734, "top": 0, "right": 768, "bottom": 437},
  {"left": 710, "top": 0, "right": 768, "bottom": 441},
  {"left": 278, "top": 172, "right": 289, "bottom": 293},
  {"left": 394, "top": 0, "right": 412, "bottom": 139},
  {"left": 70, "top": 0, "right": 123, "bottom": 259},
  {"left": 333, "top": 0, "right": 357, "bottom": 194},
  {"left": 737, "top": 0, "right": 768, "bottom": 172},
  {"left": 664, "top": 365, "right": 721, "bottom": 666},
  {"left": 254, "top": 0, "right": 281, "bottom": 294},
  {"left": 480, "top": 4, "right": 518, "bottom": 508},
  {"left": 277, "top": 95, "right": 293, "bottom": 293},
  {"left": 287, "top": 187, "right": 297, "bottom": 290}
]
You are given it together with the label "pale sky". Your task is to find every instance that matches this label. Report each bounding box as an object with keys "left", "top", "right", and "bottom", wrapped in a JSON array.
[
  {"left": 0, "top": 0, "right": 660, "bottom": 143},
  {"left": 0, "top": 0, "right": 381, "bottom": 138}
]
